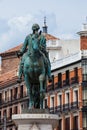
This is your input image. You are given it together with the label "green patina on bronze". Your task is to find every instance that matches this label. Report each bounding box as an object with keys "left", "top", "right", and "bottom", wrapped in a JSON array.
[{"left": 17, "top": 24, "right": 52, "bottom": 109}]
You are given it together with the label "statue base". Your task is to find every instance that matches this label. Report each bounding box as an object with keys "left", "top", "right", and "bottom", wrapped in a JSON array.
[{"left": 12, "top": 109, "right": 59, "bottom": 130}]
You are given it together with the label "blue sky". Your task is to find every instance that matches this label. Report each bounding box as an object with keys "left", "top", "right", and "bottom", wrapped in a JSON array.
[{"left": 0, "top": 0, "right": 87, "bottom": 53}]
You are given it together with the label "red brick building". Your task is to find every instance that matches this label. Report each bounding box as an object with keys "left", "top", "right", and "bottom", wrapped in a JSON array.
[{"left": 0, "top": 23, "right": 87, "bottom": 130}]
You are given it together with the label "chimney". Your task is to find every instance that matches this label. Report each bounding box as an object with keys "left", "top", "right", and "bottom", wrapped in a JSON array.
[
  {"left": 77, "top": 19, "right": 87, "bottom": 50},
  {"left": 42, "top": 17, "right": 48, "bottom": 34}
]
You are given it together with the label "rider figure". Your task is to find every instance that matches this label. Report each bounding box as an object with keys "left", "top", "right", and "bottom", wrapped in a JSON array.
[{"left": 17, "top": 23, "right": 52, "bottom": 83}]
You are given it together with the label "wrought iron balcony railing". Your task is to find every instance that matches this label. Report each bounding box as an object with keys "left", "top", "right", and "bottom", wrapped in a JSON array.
[
  {"left": 55, "top": 105, "right": 62, "bottom": 113},
  {"left": 49, "top": 102, "right": 79, "bottom": 114},
  {"left": 47, "top": 76, "right": 79, "bottom": 92},
  {"left": 62, "top": 79, "right": 70, "bottom": 87},
  {"left": 71, "top": 101, "right": 79, "bottom": 109},
  {"left": 0, "top": 92, "right": 28, "bottom": 107},
  {"left": 83, "top": 99, "right": 87, "bottom": 106},
  {"left": 71, "top": 76, "right": 79, "bottom": 84},
  {"left": 63, "top": 103, "right": 70, "bottom": 112}
]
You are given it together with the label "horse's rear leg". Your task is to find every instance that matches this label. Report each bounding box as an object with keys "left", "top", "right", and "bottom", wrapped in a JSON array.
[
  {"left": 39, "top": 75, "right": 45, "bottom": 109},
  {"left": 25, "top": 74, "right": 34, "bottom": 109}
]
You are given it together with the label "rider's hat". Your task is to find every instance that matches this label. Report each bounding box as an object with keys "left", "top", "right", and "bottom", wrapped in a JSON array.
[{"left": 32, "top": 24, "right": 40, "bottom": 31}]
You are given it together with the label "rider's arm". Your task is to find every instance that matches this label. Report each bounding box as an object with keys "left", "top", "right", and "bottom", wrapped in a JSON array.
[{"left": 20, "top": 36, "right": 28, "bottom": 54}]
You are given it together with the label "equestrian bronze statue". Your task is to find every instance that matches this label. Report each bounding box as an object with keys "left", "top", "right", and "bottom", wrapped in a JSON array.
[{"left": 17, "top": 23, "right": 52, "bottom": 109}]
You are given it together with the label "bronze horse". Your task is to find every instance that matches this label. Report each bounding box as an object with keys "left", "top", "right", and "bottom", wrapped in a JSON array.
[{"left": 23, "top": 36, "right": 47, "bottom": 109}]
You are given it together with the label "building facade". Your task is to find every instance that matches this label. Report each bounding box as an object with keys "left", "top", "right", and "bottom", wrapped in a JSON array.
[{"left": 0, "top": 23, "right": 87, "bottom": 130}]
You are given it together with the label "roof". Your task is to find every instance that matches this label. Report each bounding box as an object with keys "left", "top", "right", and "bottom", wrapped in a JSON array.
[
  {"left": 5, "top": 44, "right": 23, "bottom": 53},
  {"left": 45, "top": 33, "right": 59, "bottom": 40},
  {"left": 0, "top": 68, "right": 18, "bottom": 88},
  {"left": 0, "top": 33, "right": 58, "bottom": 55}
]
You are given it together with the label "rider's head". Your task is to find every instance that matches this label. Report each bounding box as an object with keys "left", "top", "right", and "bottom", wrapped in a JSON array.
[{"left": 32, "top": 24, "right": 40, "bottom": 34}]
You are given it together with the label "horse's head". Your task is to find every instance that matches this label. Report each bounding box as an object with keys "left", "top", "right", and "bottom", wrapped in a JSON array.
[{"left": 32, "top": 36, "right": 40, "bottom": 56}]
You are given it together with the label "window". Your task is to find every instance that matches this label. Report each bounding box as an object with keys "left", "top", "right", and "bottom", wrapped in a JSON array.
[
  {"left": 58, "top": 73, "right": 62, "bottom": 87},
  {"left": 65, "top": 92, "right": 70, "bottom": 104},
  {"left": 59, "top": 119, "right": 62, "bottom": 130},
  {"left": 82, "top": 60, "right": 87, "bottom": 81},
  {"left": 10, "top": 89, "right": 13, "bottom": 101},
  {"left": 73, "top": 116, "right": 78, "bottom": 130},
  {"left": 3, "top": 110, "right": 7, "bottom": 117},
  {"left": 65, "top": 117, "right": 70, "bottom": 130},
  {"left": 50, "top": 96, "right": 54, "bottom": 108},
  {"left": 74, "top": 67, "right": 78, "bottom": 77},
  {"left": 66, "top": 70, "right": 69, "bottom": 84},
  {"left": 44, "top": 99, "right": 48, "bottom": 108},
  {"left": 5, "top": 91, "right": 7, "bottom": 102},
  {"left": 83, "top": 112, "right": 87, "bottom": 128},
  {"left": 58, "top": 94, "right": 62, "bottom": 106},
  {"left": 20, "top": 85, "right": 23, "bottom": 98},
  {"left": 14, "top": 106, "right": 18, "bottom": 114},
  {"left": 14, "top": 87, "right": 18, "bottom": 99},
  {"left": 0, "top": 111, "right": 1, "bottom": 118},
  {"left": 9, "top": 108, "right": 12, "bottom": 119},
  {"left": 0, "top": 93, "right": 2, "bottom": 103},
  {"left": 74, "top": 90, "right": 78, "bottom": 102},
  {"left": 51, "top": 75, "right": 54, "bottom": 89}
]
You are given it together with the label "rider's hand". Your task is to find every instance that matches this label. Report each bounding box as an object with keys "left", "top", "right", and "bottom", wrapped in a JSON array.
[{"left": 17, "top": 51, "right": 23, "bottom": 58}]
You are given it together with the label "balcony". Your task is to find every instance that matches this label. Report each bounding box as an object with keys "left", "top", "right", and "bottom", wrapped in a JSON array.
[
  {"left": 82, "top": 80, "right": 87, "bottom": 87},
  {"left": 0, "top": 117, "right": 14, "bottom": 128},
  {"left": 47, "top": 76, "right": 79, "bottom": 92},
  {"left": 49, "top": 106, "right": 62, "bottom": 114},
  {"left": 71, "top": 101, "right": 78, "bottom": 110},
  {"left": 81, "top": 50, "right": 87, "bottom": 58},
  {"left": 49, "top": 101, "right": 80, "bottom": 114},
  {"left": 82, "top": 99, "right": 87, "bottom": 111},
  {"left": 49, "top": 107, "right": 55, "bottom": 114},
  {"left": 62, "top": 79, "right": 70, "bottom": 88},
  {"left": 63, "top": 103, "right": 70, "bottom": 112},
  {"left": 71, "top": 129, "right": 79, "bottom": 130},
  {"left": 54, "top": 81, "right": 62, "bottom": 90},
  {"left": 0, "top": 93, "right": 28, "bottom": 108},
  {"left": 55, "top": 105, "right": 62, "bottom": 113},
  {"left": 47, "top": 84, "right": 54, "bottom": 92},
  {"left": 71, "top": 76, "right": 79, "bottom": 84}
]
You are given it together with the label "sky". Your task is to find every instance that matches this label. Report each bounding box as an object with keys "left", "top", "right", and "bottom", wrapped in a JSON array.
[{"left": 0, "top": 0, "right": 87, "bottom": 53}]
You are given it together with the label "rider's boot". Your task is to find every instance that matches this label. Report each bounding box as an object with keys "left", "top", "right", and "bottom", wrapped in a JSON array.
[{"left": 17, "top": 63, "right": 23, "bottom": 83}]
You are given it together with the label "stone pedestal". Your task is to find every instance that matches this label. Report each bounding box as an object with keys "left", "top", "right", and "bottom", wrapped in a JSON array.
[{"left": 12, "top": 113, "right": 59, "bottom": 130}]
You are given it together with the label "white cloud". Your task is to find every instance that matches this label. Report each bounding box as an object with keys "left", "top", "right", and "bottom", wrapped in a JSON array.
[
  {"left": 0, "top": 14, "right": 34, "bottom": 53},
  {"left": 8, "top": 14, "right": 33, "bottom": 32},
  {"left": 0, "top": 12, "right": 59, "bottom": 53}
]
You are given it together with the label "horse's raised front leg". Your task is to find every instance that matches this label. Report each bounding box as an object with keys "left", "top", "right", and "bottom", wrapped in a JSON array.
[{"left": 25, "top": 74, "right": 34, "bottom": 109}]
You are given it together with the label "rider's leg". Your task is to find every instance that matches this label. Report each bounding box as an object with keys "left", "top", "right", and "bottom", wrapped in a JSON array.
[
  {"left": 17, "top": 53, "right": 27, "bottom": 83},
  {"left": 17, "top": 61, "right": 23, "bottom": 83}
]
